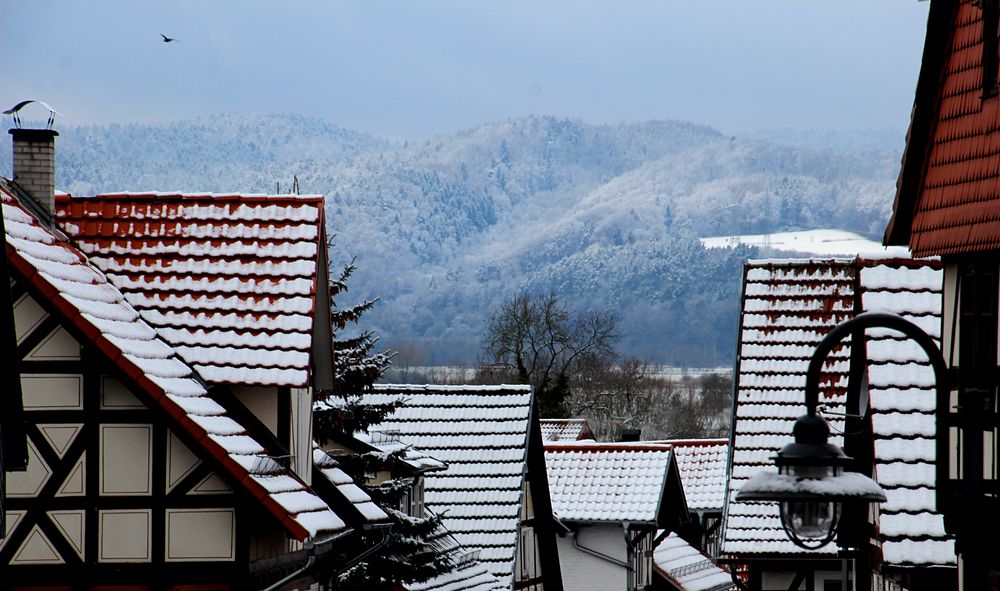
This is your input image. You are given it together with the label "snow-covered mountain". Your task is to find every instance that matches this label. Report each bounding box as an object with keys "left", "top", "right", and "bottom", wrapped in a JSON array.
[{"left": 3, "top": 114, "right": 903, "bottom": 365}]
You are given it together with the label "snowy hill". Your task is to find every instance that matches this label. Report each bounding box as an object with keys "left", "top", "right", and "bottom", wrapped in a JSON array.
[{"left": 4, "top": 114, "right": 904, "bottom": 365}]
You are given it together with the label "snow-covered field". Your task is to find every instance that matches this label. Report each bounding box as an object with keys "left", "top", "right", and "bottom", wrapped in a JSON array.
[
  {"left": 381, "top": 365, "right": 730, "bottom": 384},
  {"left": 700, "top": 229, "right": 910, "bottom": 257}
]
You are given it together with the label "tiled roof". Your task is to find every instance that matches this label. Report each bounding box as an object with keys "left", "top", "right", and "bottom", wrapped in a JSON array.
[
  {"left": 721, "top": 257, "right": 954, "bottom": 567},
  {"left": 544, "top": 442, "right": 675, "bottom": 524},
  {"left": 654, "top": 532, "right": 734, "bottom": 591},
  {"left": 408, "top": 516, "right": 507, "bottom": 591},
  {"left": 658, "top": 439, "right": 728, "bottom": 513},
  {"left": 722, "top": 259, "right": 854, "bottom": 557},
  {"left": 55, "top": 192, "right": 326, "bottom": 387},
  {"left": 409, "top": 557, "right": 506, "bottom": 591},
  {"left": 347, "top": 385, "right": 534, "bottom": 585},
  {"left": 539, "top": 418, "right": 595, "bottom": 442},
  {"left": 3, "top": 182, "right": 345, "bottom": 541},
  {"left": 885, "top": 2, "right": 1000, "bottom": 256},
  {"left": 313, "top": 447, "right": 390, "bottom": 525}
]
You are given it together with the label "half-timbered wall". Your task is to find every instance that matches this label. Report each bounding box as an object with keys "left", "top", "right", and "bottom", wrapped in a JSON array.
[
  {"left": 4, "top": 284, "right": 288, "bottom": 589},
  {"left": 627, "top": 528, "right": 655, "bottom": 591}
]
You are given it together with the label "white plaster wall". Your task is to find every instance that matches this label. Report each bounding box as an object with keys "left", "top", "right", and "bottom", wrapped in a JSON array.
[
  {"left": 556, "top": 524, "right": 627, "bottom": 591},
  {"left": 232, "top": 386, "right": 279, "bottom": 436}
]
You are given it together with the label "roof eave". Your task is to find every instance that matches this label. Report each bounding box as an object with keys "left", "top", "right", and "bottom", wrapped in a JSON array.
[{"left": 884, "top": 0, "right": 958, "bottom": 249}]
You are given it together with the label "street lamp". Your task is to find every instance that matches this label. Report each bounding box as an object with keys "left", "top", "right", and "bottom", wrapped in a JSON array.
[{"left": 736, "top": 311, "right": 950, "bottom": 550}]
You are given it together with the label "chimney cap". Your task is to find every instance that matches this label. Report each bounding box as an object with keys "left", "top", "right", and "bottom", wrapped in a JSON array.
[{"left": 9, "top": 128, "right": 59, "bottom": 140}]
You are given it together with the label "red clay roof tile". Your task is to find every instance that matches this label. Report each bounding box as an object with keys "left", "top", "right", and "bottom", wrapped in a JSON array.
[{"left": 890, "top": 3, "right": 1000, "bottom": 255}]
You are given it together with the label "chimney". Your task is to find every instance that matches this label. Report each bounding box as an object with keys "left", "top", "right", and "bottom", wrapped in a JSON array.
[
  {"left": 9, "top": 128, "right": 58, "bottom": 222},
  {"left": 620, "top": 427, "right": 641, "bottom": 442}
]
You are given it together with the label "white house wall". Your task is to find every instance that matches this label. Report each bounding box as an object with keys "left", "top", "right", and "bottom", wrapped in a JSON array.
[
  {"left": 232, "top": 385, "right": 279, "bottom": 436},
  {"left": 556, "top": 524, "right": 626, "bottom": 591}
]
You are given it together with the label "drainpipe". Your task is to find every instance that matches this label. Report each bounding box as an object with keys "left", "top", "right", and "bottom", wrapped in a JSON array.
[{"left": 261, "top": 540, "right": 317, "bottom": 591}]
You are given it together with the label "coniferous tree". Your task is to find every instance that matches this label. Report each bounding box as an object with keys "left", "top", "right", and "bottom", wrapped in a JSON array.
[{"left": 314, "top": 258, "right": 454, "bottom": 590}]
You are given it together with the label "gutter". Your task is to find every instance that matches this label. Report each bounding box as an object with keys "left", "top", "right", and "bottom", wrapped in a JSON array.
[{"left": 260, "top": 529, "right": 352, "bottom": 591}]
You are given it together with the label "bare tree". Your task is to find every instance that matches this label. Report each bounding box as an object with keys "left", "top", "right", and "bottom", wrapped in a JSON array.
[
  {"left": 571, "top": 357, "right": 663, "bottom": 440},
  {"left": 572, "top": 365, "right": 732, "bottom": 441},
  {"left": 482, "top": 293, "right": 618, "bottom": 417}
]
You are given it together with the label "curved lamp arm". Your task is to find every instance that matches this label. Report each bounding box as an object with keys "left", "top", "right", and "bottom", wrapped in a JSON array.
[{"left": 804, "top": 311, "right": 951, "bottom": 418}]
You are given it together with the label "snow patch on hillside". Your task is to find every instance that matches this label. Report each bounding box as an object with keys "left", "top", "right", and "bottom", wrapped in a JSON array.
[{"left": 701, "top": 229, "right": 909, "bottom": 257}]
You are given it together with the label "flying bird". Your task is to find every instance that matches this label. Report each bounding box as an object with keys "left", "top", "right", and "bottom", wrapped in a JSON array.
[
  {"left": 3, "top": 100, "right": 61, "bottom": 129},
  {"left": 161, "top": 33, "right": 177, "bottom": 43}
]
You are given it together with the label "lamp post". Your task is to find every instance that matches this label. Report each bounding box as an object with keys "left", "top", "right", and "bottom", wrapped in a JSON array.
[{"left": 736, "top": 312, "right": 952, "bottom": 582}]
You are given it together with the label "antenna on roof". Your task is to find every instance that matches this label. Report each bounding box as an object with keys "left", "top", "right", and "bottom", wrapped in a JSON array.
[
  {"left": 3, "top": 100, "right": 61, "bottom": 129},
  {"left": 292, "top": 175, "right": 300, "bottom": 195}
]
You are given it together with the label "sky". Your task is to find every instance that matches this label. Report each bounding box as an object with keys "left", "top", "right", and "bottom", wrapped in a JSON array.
[{"left": 1, "top": 0, "right": 930, "bottom": 139}]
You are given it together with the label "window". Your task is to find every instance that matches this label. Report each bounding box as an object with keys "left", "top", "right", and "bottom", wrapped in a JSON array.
[
  {"left": 399, "top": 476, "right": 425, "bottom": 517},
  {"left": 514, "top": 523, "right": 542, "bottom": 589},
  {"left": 410, "top": 476, "right": 425, "bottom": 517}
]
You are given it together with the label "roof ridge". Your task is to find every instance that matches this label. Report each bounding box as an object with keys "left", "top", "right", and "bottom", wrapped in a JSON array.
[{"left": 60, "top": 192, "right": 326, "bottom": 202}]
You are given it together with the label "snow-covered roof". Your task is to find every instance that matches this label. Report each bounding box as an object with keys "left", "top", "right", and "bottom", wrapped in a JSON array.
[
  {"left": 858, "top": 258, "right": 954, "bottom": 566},
  {"left": 721, "top": 257, "right": 954, "bottom": 567},
  {"left": 657, "top": 439, "right": 728, "bottom": 513},
  {"left": 355, "top": 429, "right": 448, "bottom": 473},
  {"left": 408, "top": 555, "right": 506, "bottom": 591},
  {"left": 539, "top": 418, "right": 595, "bottom": 442},
  {"left": 544, "top": 442, "right": 678, "bottom": 524},
  {"left": 2, "top": 181, "right": 344, "bottom": 541},
  {"left": 407, "top": 511, "right": 507, "bottom": 591},
  {"left": 313, "top": 447, "right": 390, "bottom": 524},
  {"left": 55, "top": 192, "right": 326, "bottom": 387},
  {"left": 654, "top": 532, "right": 734, "bottom": 591},
  {"left": 354, "top": 385, "right": 534, "bottom": 584}
]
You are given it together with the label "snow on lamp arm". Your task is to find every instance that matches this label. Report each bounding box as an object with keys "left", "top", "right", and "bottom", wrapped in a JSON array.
[{"left": 736, "top": 312, "right": 950, "bottom": 550}]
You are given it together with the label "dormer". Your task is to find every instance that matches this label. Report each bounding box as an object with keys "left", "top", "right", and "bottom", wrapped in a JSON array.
[{"left": 319, "top": 428, "right": 446, "bottom": 518}]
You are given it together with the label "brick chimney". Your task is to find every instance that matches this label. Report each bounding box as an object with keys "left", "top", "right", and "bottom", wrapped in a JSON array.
[
  {"left": 9, "top": 128, "right": 58, "bottom": 222},
  {"left": 620, "top": 427, "right": 641, "bottom": 442}
]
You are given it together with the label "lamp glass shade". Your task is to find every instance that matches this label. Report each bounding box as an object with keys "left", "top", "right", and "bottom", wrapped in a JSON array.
[{"left": 778, "top": 463, "right": 842, "bottom": 547}]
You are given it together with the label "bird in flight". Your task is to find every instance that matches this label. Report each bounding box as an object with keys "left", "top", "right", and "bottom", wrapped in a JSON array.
[
  {"left": 3, "top": 100, "right": 61, "bottom": 129},
  {"left": 161, "top": 33, "right": 177, "bottom": 43}
]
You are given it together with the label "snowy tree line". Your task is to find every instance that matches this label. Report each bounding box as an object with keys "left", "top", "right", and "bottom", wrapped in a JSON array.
[{"left": 24, "top": 113, "right": 903, "bottom": 367}]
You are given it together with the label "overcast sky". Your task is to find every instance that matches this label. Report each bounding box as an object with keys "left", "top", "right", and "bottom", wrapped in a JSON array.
[{"left": 1, "top": 1, "right": 929, "bottom": 139}]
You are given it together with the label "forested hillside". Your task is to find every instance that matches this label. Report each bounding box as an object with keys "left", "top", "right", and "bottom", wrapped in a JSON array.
[{"left": 2, "top": 114, "right": 903, "bottom": 365}]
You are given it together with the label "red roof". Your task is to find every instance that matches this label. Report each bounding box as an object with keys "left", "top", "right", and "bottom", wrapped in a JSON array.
[
  {"left": 55, "top": 192, "right": 326, "bottom": 387},
  {"left": 885, "top": 2, "right": 1000, "bottom": 256},
  {"left": 4, "top": 183, "right": 346, "bottom": 541}
]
